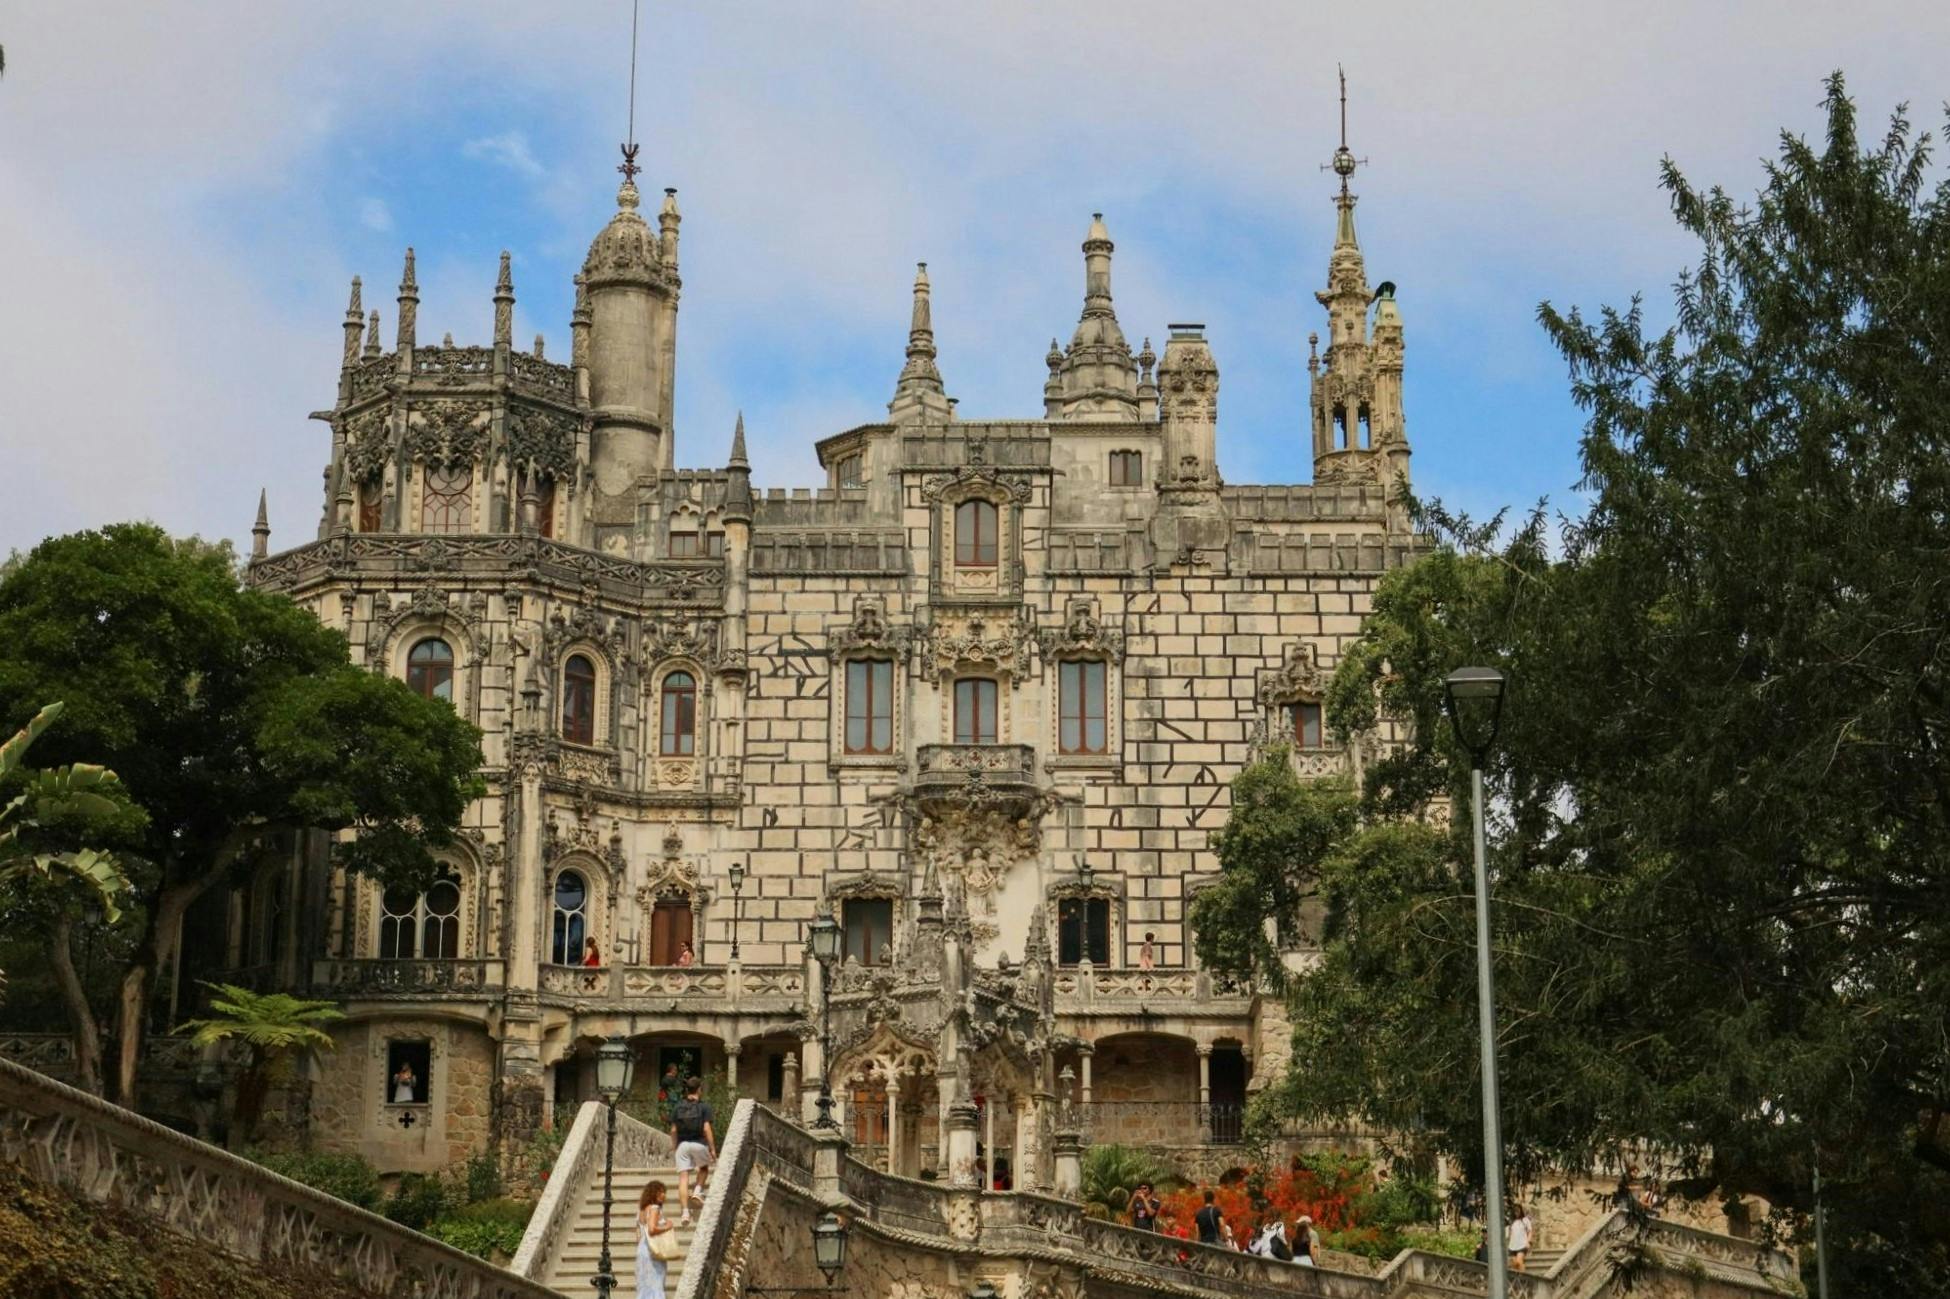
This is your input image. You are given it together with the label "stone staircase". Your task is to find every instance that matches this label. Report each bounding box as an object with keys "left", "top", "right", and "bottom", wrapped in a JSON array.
[
  {"left": 545, "top": 1162, "right": 704, "bottom": 1296},
  {"left": 1523, "top": 1247, "right": 1565, "bottom": 1275}
]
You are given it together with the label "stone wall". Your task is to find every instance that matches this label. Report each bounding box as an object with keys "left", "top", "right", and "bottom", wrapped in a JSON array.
[{"left": 310, "top": 1018, "right": 497, "bottom": 1173}]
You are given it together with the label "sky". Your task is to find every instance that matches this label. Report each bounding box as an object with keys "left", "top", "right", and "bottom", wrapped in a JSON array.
[{"left": 2, "top": 3, "right": 1947, "bottom": 557}]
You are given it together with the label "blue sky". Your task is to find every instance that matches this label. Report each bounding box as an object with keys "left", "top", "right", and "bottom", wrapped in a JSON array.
[{"left": 3, "top": 3, "right": 1946, "bottom": 556}]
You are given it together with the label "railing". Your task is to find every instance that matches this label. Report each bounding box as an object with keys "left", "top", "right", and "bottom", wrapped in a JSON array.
[
  {"left": 535, "top": 962, "right": 804, "bottom": 1005},
  {"left": 508, "top": 351, "right": 574, "bottom": 396},
  {"left": 312, "top": 958, "right": 505, "bottom": 995},
  {"left": 412, "top": 345, "right": 494, "bottom": 381},
  {"left": 0, "top": 1052, "right": 562, "bottom": 1298},
  {"left": 1078, "top": 1099, "right": 1246, "bottom": 1146},
  {"left": 510, "top": 1098, "right": 672, "bottom": 1282},
  {"left": 914, "top": 743, "right": 1038, "bottom": 784},
  {"left": 249, "top": 534, "right": 726, "bottom": 605},
  {"left": 673, "top": 1099, "right": 764, "bottom": 1299},
  {"left": 1051, "top": 963, "right": 1255, "bottom": 1008}
]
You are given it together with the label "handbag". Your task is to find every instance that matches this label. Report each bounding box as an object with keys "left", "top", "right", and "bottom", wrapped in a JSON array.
[{"left": 648, "top": 1219, "right": 682, "bottom": 1261}]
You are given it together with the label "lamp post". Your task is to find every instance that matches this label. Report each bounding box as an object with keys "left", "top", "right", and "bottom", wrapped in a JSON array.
[
  {"left": 808, "top": 908, "right": 843, "bottom": 1131},
  {"left": 745, "top": 1210, "right": 850, "bottom": 1294},
  {"left": 592, "top": 1036, "right": 636, "bottom": 1299},
  {"left": 729, "top": 857, "right": 746, "bottom": 962},
  {"left": 1443, "top": 665, "right": 1509, "bottom": 1299}
]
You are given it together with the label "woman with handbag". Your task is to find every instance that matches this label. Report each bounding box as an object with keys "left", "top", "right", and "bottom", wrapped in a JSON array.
[{"left": 637, "top": 1180, "right": 679, "bottom": 1298}]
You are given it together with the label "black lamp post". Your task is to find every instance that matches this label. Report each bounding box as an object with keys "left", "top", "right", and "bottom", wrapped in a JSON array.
[
  {"left": 807, "top": 908, "right": 843, "bottom": 1131},
  {"left": 728, "top": 857, "right": 746, "bottom": 962},
  {"left": 1442, "top": 664, "right": 1509, "bottom": 1299},
  {"left": 591, "top": 1035, "right": 636, "bottom": 1299},
  {"left": 745, "top": 1210, "right": 851, "bottom": 1295}
]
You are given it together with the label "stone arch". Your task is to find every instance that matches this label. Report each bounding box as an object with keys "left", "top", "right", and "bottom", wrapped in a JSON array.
[
  {"left": 547, "top": 853, "right": 611, "bottom": 966},
  {"left": 356, "top": 849, "right": 478, "bottom": 962}
]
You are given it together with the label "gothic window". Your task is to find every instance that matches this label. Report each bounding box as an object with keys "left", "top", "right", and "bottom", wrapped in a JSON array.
[
  {"left": 1284, "top": 701, "right": 1324, "bottom": 749},
  {"left": 358, "top": 480, "right": 383, "bottom": 533},
  {"left": 1109, "top": 450, "right": 1143, "bottom": 486},
  {"left": 837, "top": 456, "right": 863, "bottom": 488},
  {"left": 953, "top": 678, "right": 999, "bottom": 745},
  {"left": 551, "top": 870, "right": 588, "bottom": 964},
  {"left": 561, "top": 654, "right": 597, "bottom": 745},
  {"left": 843, "top": 898, "right": 893, "bottom": 966},
  {"left": 845, "top": 659, "right": 894, "bottom": 755},
  {"left": 1058, "top": 660, "right": 1108, "bottom": 755},
  {"left": 660, "top": 671, "right": 697, "bottom": 756},
  {"left": 1057, "top": 896, "right": 1110, "bottom": 966},
  {"left": 406, "top": 637, "right": 454, "bottom": 702},
  {"left": 955, "top": 500, "right": 998, "bottom": 567},
  {"left": 422, "top": 463, "right": 473, "bottom": 533},
  {"left": 379, "top": 871, "right": 461, "bottom": 959},
  {"left": 669, "top": 530, "right": 701, "bottom": 558},
  {"left": 537, "top": 477, "right": 557, "bottom": 539},
  {"left": 648, "top": 898, "right": 694, "bottom": 966},
  {"left": 1332, "top": 405, "right": 1350, "bottom": 452},
  {"left": 1358, "top": 405, "right": 1372, "bottom": 450}
]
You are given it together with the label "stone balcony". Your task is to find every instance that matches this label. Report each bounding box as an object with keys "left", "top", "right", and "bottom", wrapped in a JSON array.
[
  {"left": 911, "top": 743, "right": 1041, "bottom": 818},
  {"left": 1051, "top": 964, "right": 1255, "bottom": 1017},
  {"left": 310, "top": 958, "right": 506, "bottom": 997},
  {"left": 536, "top": 962, "right": 805, "bottom": 1015}
]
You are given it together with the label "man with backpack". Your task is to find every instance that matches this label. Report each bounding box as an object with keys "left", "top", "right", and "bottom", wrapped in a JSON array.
[
  {"left": 1193, "top": 1189, "right": 1224, "bottom": 1245},
  {"left": 668, "top": 1076, "right": 716, "bottom": 1224}
]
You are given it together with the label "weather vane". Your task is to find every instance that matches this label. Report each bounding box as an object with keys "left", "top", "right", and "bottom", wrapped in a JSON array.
[
  {"left": 1321, "top": 64, "right": 1368, "bottom": 197},
  {"left": 618, "top": 142, "right": 641, "bottom": 185}
]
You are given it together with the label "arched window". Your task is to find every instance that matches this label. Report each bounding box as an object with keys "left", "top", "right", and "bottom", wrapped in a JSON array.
[
  {"left": 561, "top": 654, "right": 597, "bottom": 745},
  {"left": 422, "top": 463, "right": 473, "bottom": 533},
  {"left": 380, "top": 871, "right": 461, "bottom": 959},
  {"left": 953, "top": 677, "right": 999, "bottom": 745},
  {"left": 955, "top": 500, "right": 998, "bottom": 567},
  {"left": 407, "top": 638, "right": 454, "bottom": 702},
  {"left": 551, "top": 870, "right": 588, "bottom": 964},
  {"left": 661, "top": 671, "right": 697, "bottom": 756}
]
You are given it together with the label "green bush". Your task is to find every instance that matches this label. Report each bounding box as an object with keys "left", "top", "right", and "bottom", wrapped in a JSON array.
[
  {"left": 428, "top": 1197, "right": 535, "bottom": 1260},
  {"left": 383, "top": 1173, "right": 451, "bottom": 1230},
  {"left": 1357, "top": 1172, "right": 1443, "bottom": 1231},
  {"left": 248, "top": 1150, "right": 381, "bottom": 1211},
  {"left": 463, "top": 1151, "right": 503, "bottom": 1204},
  {"left": 1397, "top": 1226, "right": 1482, "bottom": 1259}
]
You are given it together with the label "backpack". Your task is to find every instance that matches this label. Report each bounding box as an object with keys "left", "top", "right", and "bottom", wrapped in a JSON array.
[
  {"left": 1270, "top": 1233, "right": 1293, "bottom": 1262},
  {"left": 671, "top": 1099, "right": 709, "bottom": 1142}
]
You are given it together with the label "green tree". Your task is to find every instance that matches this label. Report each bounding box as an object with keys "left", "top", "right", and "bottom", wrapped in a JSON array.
[
  {"left": 1200, "top": 75, "right": 1950, "bottom": 1293},
  {"left": 175, "top": 982, "right": 344, "bottom": 1141},
  {"left": 0, "top": 524, "right": 483, "bottom": 1103},
  {"left": 1079, "top": 1144, "right": 1175, "bottom": 1222}
]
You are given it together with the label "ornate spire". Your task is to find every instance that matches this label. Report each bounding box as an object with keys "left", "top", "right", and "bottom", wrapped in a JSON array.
[
  {"left": 363, "top": 309, "right": 381, "bottom": 358},
  {"left": 659, "top": 188, "right": 681, "bottom": 268},
  {"left": 888, "top": 261, "right": 952, "bottom": 424},
  {"left": 251, "top": 488, "right": 270, "bottom": 560},
  {"left": 341, "top": 277, "right": 364, "bottom": 368},
  {"left": 728, "top": 411, "right": 749, "bottom": 468},
  {"left": 1319, "top": 67, "right": 1369, "bottom": 301},
  {"left": 494, "top": 250, "right": 514, "bottom": 347},
  {"left": 533, "top": 333, "right": 546, "bottom": 359},
  {"left": 395, "top": 247, "right": 418, "bottom": 350},
  {"left": 1051, "top": 214, "right": 1139, "bottom": 421}
]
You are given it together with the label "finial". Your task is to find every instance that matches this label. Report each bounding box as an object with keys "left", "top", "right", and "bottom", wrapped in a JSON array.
[
  {"left": 251, "top": 488, "right": 270, "bottom": 560},
  {"left": 661, "top": 187, "right": 679, "bottom": 218},
  {"left": 729, "top": 411, "right": 749, "bottom": 468},
  {"left": 1322, "top": 64, "right": 1368, "bottom": 199},
  {"left": 364, "top": 309, "right": 381, "bottom": 357},
  {"left": 618, "top": 142, "right": 641, "bottom": 186},
  {"left": 494, "top": 251, "right": 515, "bottom": 347},
  {"left": 442, "top": 331, "right": 455, "bottom": 347},
  {"left": 1308, "top": 331, "right": 1320, "bottom": 373},
  {"left": 346, "top": 277, "right": 363, "bottom": 317},
  {"left": 399, "top": 247, "right": 418, "bottom": 292},
  {"left": 1047, "top": 338, "right": 1063, "bottom": 372},
  {"left": 342, "top": 277, "right": 366, "bottom": 367},
  {"left": 396, "top": 247, "right": 418, "bottom": 350},
  {"left": 496, "top": 250, "right": 513, "bottom": 291},
  {"left": 1138, "top": 336, "right": 1156, "bottom": 373},
  {"left": 533, "top": 333, "right": 546, "bottom": 358}
]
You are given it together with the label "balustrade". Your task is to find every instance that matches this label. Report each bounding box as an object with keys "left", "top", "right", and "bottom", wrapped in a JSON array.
[
  {"left": 1077, "top": 1099, "right": 1245, "bottom": 1146},
  {"left": 310, "top": 958, "right": 504, "bottom": 995}
]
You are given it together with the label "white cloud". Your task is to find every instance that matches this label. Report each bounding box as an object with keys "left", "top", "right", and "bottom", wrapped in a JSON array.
[
  {"left": 358, "top": 197, "right": 393, "bottom": 232},
  {"left": 463, "top": 131, "right": 544, "bottom": 177}
]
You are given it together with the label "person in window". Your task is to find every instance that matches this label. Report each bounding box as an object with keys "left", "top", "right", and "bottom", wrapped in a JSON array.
[
  {"left": 1130, "top": 1181, "right": 1161, "bottom": 1231},
  {"left": 581, "top": 937, "right": 604, "bottom": 991},
  {"left": 674, "top": 940, "right": 694, "bottom": 967},
  {"left": 669, "top": 1076, "right": 716, "bottom": 1225},
  {"left": 392, "top": 1061, "right": 418, "bottom": 1105}
]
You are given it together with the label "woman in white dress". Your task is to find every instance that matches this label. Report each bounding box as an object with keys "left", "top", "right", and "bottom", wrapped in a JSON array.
[
  {"left": 636, "top": 1179, "right": 676, "bottom": 1299},
  {"left": 392, "top": 1063, "right": 417, "bottom": 1104}
]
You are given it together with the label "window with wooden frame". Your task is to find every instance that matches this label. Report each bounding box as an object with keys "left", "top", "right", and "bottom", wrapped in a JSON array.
[
  {"left": 661, "top": 671, "right": 697, "bottom": 755},
  {"left": 954, "top": 499, "right": 998, "bottom": 567},
  {"left": 379, "top": 872, "right": 461, "bottom": 960},
  {"left": 421, "top": 463, "right": 473, "bottom": 533},
  {"left": 1058, "top": 660, "right": 1108, "bottom": 755},
  {"left": 536, "top": 477, "right": 557, "bottom": 539},
  {"left": 668, "top": 530, "right": 701, "bottom": 558},
  {"left": 358, "top": 479, "right": 383, "bottom": 532},
  {"left": 1284, "top": 700, "right": 1324, "bottom": 749},
  {"left": 843, "top": 898, "right": 894, "bottom": 966},
  {"left": 1057, "top": 896, "right": 1110, "bottom": 966},
  {"left": 1109, "top": 450, "right": 1143, "bottom": 486},
  {"left": 844, "top": 659, "right": 895, "bottom": 755},
  {"left": 953, "top": 678, "right": 999, "bottom": 745},
  {"left": 837, "top": 456, "right": 863, "bottom": 488},
  {"left": 561, "top": 654, "right": 597, "bottom": 745},
  {"left": 648, "top": 898, "right": 694, "bottom": 966},
  {"left": 406, "top": 637, "right": 454, "bottom": 702}
]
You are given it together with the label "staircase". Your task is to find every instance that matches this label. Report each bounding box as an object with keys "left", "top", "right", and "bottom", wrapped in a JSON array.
[
  {"left": 545, "top": 1161, "right": 703, "bottom": 1295},
  {"left": 1523, "top": 1247, "right": 1566, "bottom": 1275}
]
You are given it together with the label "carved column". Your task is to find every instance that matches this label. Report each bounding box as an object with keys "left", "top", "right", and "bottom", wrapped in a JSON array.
[
  {"left": 885, "top": 1072, "right": 902, "bottom": 1175},
  {"left": 1012, "top": 1094, "right": 1032, "bottom": 1191},
  {"left": 782, "top": 1050, "right": 800, "bottom": 1112},
  {"left": 1053, "top": 1128, "right": 1084, "bottom": 1199},
  {"left": 1079, "top": 1043, "right": 1094, "bottom": 1106},
  {"left": 723, "top": 1040, "right": 742, "bottom": 1099},
  {"left": 1197, "top": 1042, "right": 1213, "bottom": 1142},
  {"left": 983, "top": 1092, "right": 998, "bottom": 1188},
  {"left": 945, "top": 1097, "right": 982, "bottom": 1243}
]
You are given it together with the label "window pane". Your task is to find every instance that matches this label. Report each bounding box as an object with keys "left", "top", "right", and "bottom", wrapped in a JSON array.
[
  {"left": 554, "top": 871, "right": 586, "bottom": 912},
  {"left": 426, "top": 879, "right": 460, "bottom": 917},
  {"left": 1289, "top": 701, "right": 1323, "bottom": 748},
  {"left": 1057, "top": 899, "right": 1081, "bottom": 966},
  {"left": 422, "top": 463, "right": 473, "bottom": 534},
  {"left": 1087, "top": 899, "right": 1110, "bottom": 965},
  {"left": 669, "top": 531, "right": 699, "bottom": 557},
  {"left": 407, "top": 639, "right": 454, "bottom": 702},
  {"left": 562, "top": 656, "right": 596, "bottom": 744},
  {"left": 871, "top": 661, "right": 892, "bottom": 752},
  {"left": 662, "top": 672, "right": 696, "bottom": 756}
]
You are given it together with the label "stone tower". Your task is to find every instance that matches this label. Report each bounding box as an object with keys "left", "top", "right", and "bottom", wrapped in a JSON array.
[
  {"left": 1046, "top": 214, "right": 1140, "bottom": 421},
  {"left": 583, "top": 178, "right": 681, "bottom": 496}
]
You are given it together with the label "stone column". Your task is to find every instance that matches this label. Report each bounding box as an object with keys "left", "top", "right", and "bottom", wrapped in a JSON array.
[
  {"left": 983, "top": 1092, "right": 998, "bottom": 1189},
  {"left": 1079, "top": 1043, "right": 1094, "bottom": 1105},
  {"left": 723, "top": 1040, "right": 743, "bottom": 1098},
  {"left": 885, "top": 1073, "right": 902, "bottom": 1175},
  {"left": 1052, "top": 1128, "right": 1084, "bottom": 1199},
  {"left": 1012, "top": 1095, "right": 1031, "bottom": 1191},
  {"left": 811, "top": 1128, "right": 848, "bottom": 1201},
  {"left": 945, "top": 1097, "right": 983, "bottom": 1243},
  {"left": 801, "top": 957, "right": 827, "bottom": 1126},
  {"left": 782, "top": 1050, "right": 800, "bottom": 1114},
  {"left": 1197, "top": 1042, "right": 1213, "bottom": 1142}
]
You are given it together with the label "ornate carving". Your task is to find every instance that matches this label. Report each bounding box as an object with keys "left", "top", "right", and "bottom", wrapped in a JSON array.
[
  {"left": 1036, "top": 597, "right": 1124, "bottom": 662},
  {"left": 1258, "top": 640, "right": 1324, "bottom": 705},
  {"left": 641, "top": 615, "right": 742, "bottom": 673},
  {"left": 921, "top": 609, "right": 1033, "bottom": 678},
  {"left": 340, "top": 407, "right": 391, "bottom": 484},
  {"left": 504, "top": 404, "right": 578, "bottom": 481},
  {"left": 831, "top": 595, "right": 910, "bottom": 657},
  {"left": 920, "top": 464, "right": 1033, "bottom": 504}
]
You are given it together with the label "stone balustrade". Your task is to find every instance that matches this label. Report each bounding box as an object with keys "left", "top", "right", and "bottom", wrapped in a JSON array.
[
  {"left": 249, "top": 534, "right": 726, "bottom": 606},
  {"left": 312, "top": 957, "right": 506, "bottom": 996},
  {"left": 510, "top": 1099, "right": 671, "bottom": 1282},
  {"left": 0, "top": 1052, "right": 562, "bottom": 1299},
  {"left": 533, "top": 962, "right": 805, "bottom": 1009},
  {"left": 1051, "top": 962, "right": 1255, "bottom": 1014}
]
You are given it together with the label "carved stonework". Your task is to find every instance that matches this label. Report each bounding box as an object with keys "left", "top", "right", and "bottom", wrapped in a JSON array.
[
  {"left": 1257, "top": 640, "right": 1323, "bottom": 706},
  {"left": 831, "top": 596, "right": 910, "bottom": 657},
  {"left": 921, "top": 608, "right": 1033, "bottom": 678},
  {"left": 919, "top": 465, "right": 1034, "bottom": 505},
  {"left": 369, "top": 581, "right": 490, "bottom": 667},
  {"left": 641, "top": 615, "right": 743, "bottom": 674},
  {"left": 908, "top": 794, "right": 1060, "bottom": 912},
  {"left": 404, "top": 400, "right": 488, "bottom": 469},
  {"left": 341, "top": 408, "right": 392, "bottom": 484},
  {"left": 504, "top": 405, "right": 578, "bottom": 481},
  {"left": 1036, "top": 598, "right": 1123, "bottom": 663}
]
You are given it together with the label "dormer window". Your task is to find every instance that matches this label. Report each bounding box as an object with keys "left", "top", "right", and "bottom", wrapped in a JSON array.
[{"left": 955, "top": 500, "right": 998, "bottom": 567}]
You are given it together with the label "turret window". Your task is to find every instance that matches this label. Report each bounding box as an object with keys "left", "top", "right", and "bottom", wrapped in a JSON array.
[
  {"left": 1358, "top": 405, "right": 1372, "bottom": 450},
  {"left": 1109, "top": 451, "right": 1143, "bottom": 486},
  {"left": 845, "top": 659, "right": 894, "bottom": 755},
  {"left": 955, "top": 500, "right": 998, "bottom": 567},
  {"left": 422, "top": 463, "right": 473, "bottom": 533},
  {"left": 406, "top": 638, "right": 454, "bottom": 702},
  {"left": 1333, "top": 406, "right": 1350, "bottom": 451},
  {"left": 661, "top": 672, "right": 697, "bottom": 755},
  {"left": 954, "top": 678, "right": 999, "bottom": 745},
  {"left": 536, "top": 478, "right": 557, "bottom": 539},
  {"left": 358, "top": 480, "right": 383, "bottom": 533},
  {"left": 561, "top": 654, "right": 597, "bottom": 745},
  {"left": 1058, "top": 661, "right": 1108, "bottom": 755}
]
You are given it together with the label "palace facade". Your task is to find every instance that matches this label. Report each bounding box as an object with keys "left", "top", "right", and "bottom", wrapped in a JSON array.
[{"left": 231, "top": 135, "right": 1418, "bottom": 1184}]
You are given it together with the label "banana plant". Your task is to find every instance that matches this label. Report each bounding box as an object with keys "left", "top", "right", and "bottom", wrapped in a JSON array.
[{"left": 1, "top": 702, "right": 129, "bottom": 923}]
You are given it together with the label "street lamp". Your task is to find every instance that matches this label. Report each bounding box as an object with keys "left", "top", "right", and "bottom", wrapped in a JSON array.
[
  {"left": 591, "top": 1036, "right": 636, "bottom": 1299},
  {"left": 1443, "top": 665, "right": 1509, "bottom": 1299},
  {"left": 729, "top": 857, "right": 747, "bottom": 962},
  {"left": 1073, "top": 854, "right": 1095, "bottom": 896},
  {"left": 746, "top": 1210, "right": 851, "bottom": 1294},
  {"left": 807, "top": 908, "right": 843, "bottom": 1131}
]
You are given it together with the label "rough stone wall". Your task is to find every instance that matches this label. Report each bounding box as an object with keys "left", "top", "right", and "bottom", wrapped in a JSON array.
[{"left": 309, "top": 1020, "right": 496, "bottom": 1173}]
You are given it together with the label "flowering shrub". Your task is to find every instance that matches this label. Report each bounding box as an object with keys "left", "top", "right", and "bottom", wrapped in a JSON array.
[{"left": 1156, "top": 1154, "right": 1366, "bottom": 1244}]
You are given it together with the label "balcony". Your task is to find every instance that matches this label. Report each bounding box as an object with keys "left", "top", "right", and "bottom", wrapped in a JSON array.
[
  {"left": 1079, "top": 1099, "right": 1247, "bottom": 1147},
  {"left": 536, "top": 963, "right": 805, "bottom": 1013},
  {"left": 310, "top": 958, "right": 505, "bottom": 997},
  {"left": 1050, "top": 965, "right": 1255, "bottom": 1015},
  {"left": 911, "top": 743, "right": 1041, "bottom": 818}
]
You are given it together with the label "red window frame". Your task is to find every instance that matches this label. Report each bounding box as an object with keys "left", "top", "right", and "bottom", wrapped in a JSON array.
[
  {"left": 955, "top": 500, "right": 998, "bottom": 567},
  {"left": 953, "top": 678, "right": 999, "bottom": 745},
  {"left": 561, "top": 655, "right": 597, "bottom": 745},
  {"left": 661, "top": 671, "right": 697, "bottom": 756},
  {"left": 1058, "top": 660, "right": 1108, "bottom": 754},
  {"left": 845, "top": 659, "right": 894, "bottom": 754}
]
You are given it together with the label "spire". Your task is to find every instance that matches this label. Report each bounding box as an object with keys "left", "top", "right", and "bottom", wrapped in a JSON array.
[
  {"left": 728, "top": 411, "right": 749, "bottom": 468},
  {"left": 494, "top": 250, "right": 514, "bottom": 347},
  {"left": 659, "top": 188, "right": 681, "bottom": 267},
  {"left": 395, "top": 247, "right": 418, "bottom": 350},
  {"left": 1321, "top": 66, "right": 1369, "bottom": 289},
  {"left": 533, "top": 333, "right": 546, "bottom": 359},
  {"left": 724, "top": 411, "right": 753, "bottom": 521},
  {"left": 1081, "top": 213, "right": 1114, "bottom": 317},
  {"left": 251, "top": 489, "right": 270, "bottom": 560},
  {"left": 1051, "top": 214, "right": 1139, "bottom": 421},
  {"left": 363, "top": 309, "right": 381, "bottom": 358},
  {"left": 888, "top": 262, "right": 953, "bottom": 424},
  {"left": 341, "top": 277, "right": 365, "bottom": 368}
]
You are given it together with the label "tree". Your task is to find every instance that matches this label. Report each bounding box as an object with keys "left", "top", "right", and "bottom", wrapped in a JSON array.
[
  {"left": 176, "top": 982, "right": 344, "bottom": 1142},
  {"left": 0, "top": 524, "right": 483, "bottom": 1103},
  {"left": 1198, "top": 75, "right": 1950, "bottom": 1293}
]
